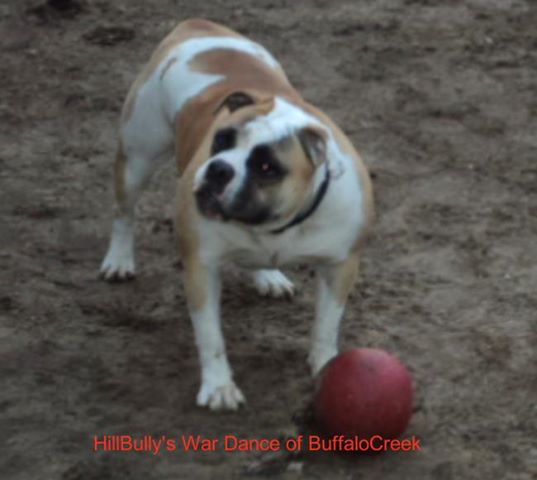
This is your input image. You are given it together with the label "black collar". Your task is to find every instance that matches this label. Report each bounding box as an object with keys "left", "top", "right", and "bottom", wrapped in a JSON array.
[{"left": 270, "top": 163, "right": 331, "bottom": 235}]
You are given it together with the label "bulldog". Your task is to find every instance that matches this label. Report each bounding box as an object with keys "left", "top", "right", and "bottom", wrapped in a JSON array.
[{"left": 100, "top": 19, "right": 374, "bottom": 411}]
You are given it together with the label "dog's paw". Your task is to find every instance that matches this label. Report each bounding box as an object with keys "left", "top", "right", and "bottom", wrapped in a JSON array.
[
  {"left": 253, "top": 269, "right": 294, "bottom": 298},
  {"left": 197, "top": 381, "right": 246, "bottom": 411},
  {"left": 99, "top": 248, "right": 135, "bottom": 282}
]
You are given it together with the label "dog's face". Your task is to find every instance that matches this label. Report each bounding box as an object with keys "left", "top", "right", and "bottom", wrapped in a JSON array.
[{"left": 194, "top": 93, "right": 327, "bottom": 227}]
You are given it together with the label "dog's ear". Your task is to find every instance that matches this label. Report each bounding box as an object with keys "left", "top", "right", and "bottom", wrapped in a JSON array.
[
  {"left": 298, "top": 126, "right": 327, "bottom": 167},
  {"left": 214, "top": 91, "right": 256, "bottom": 115}
]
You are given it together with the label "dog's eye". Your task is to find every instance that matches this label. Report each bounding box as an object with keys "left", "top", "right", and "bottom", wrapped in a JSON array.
[
  {"left": 248, "top": 145, "right": 285, "bottom": 180},
  {"left": 211, "top": 128, "right": 236, "bottom": 155}
]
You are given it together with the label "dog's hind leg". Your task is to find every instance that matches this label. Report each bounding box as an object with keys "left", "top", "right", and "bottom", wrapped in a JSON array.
[
  {"left": 252, "top": 269, "right": 295, "bottom": 298},
  {"left": 100, "top": 63, "right": 176, "bottom": 282},
  {"left": 100, "top": 142, "right": 170, "bottom": 281}
]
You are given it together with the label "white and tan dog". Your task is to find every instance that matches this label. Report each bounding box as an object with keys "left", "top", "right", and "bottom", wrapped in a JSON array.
[{"left": 100, "top": 19, "right": 373, "bottom": 411}]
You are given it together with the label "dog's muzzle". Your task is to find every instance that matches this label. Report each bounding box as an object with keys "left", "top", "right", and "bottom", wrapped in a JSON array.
[
  {"left": 195, "top": 159, "right": 234, "bottom": 220},
  {"left": 195, "top": 159, "right": 274, "bottom": 225}
]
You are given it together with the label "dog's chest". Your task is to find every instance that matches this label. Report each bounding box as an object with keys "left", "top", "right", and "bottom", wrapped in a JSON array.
[
  {"left": 207, "top": 220, "right": 355, "bottom": 269},
  {"left": 224, "top": 238, "right": 330, "bottom": 268},
  {"left": 226, "top": 238, "right": 321, "bottom": 268}
]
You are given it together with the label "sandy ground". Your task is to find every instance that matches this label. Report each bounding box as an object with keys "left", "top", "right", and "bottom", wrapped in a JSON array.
[{"left": 1, "top": 0, "right": 536, "bottom": 479}]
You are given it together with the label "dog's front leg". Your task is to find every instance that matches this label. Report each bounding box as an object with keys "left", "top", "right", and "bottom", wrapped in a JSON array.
[
  {"left": 308, "top": 254, "right": 360, "bottom": 375},
  {"left": 183, "top": 256, "right": 245, "bottom": 411}
]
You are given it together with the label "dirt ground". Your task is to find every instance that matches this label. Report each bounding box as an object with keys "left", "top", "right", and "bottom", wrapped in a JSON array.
[{"left": 1, "top": 0, "right": 536, "bottom": 478}]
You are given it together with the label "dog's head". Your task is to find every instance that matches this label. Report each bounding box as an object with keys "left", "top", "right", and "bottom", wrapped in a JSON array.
[{"left": 193, "top": 92, "right": 328, "bottom": 228}]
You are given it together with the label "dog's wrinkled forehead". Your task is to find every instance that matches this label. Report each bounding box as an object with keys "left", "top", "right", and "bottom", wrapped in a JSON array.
[
  {"left": 213, "top": 95, "right": 322, "bottom": 150},
  {"left": 241, "top": 98, "right": 321, "bottom": 146}
]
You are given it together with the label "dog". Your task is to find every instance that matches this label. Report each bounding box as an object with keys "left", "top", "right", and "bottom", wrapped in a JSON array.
[{"left": 100, "top": 19, "right": 374, "bottom": 411}]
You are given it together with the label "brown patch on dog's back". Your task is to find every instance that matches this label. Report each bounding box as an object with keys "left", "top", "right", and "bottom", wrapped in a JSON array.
[
  {"left": 121, "top": 19, "right": 244, "bottom": 123},
  {"left": 190, "top": 48, "right": 297, "bottom": 100}
]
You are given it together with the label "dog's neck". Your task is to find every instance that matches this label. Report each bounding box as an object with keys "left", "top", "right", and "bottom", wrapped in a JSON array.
[{"left": 270, "top": 161, "right": 331, "bottom": 235}]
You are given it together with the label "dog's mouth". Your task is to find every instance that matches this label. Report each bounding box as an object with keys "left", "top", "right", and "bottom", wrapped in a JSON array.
[
  {"left": 195, "top": 186, "right": 230, "bottom": 221},
  {"left": 195, "top": 183, "right": 275, "bottom": 226}
]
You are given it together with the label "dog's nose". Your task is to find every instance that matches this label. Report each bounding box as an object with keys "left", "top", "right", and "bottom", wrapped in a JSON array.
[{"left": 206, "top": 160, "right": 234, "bottom": 190}]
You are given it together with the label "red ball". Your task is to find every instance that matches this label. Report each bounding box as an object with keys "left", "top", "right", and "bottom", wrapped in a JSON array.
[{"left": 314, "top": 348, "right": 414, "bottom": 440}]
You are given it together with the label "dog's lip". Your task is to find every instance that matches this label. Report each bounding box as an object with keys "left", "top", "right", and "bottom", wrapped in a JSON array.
[{"left": 195, "top": 187, "right": 229, "bottom": 221}]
